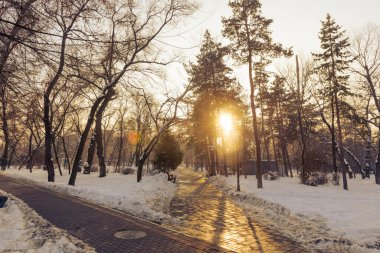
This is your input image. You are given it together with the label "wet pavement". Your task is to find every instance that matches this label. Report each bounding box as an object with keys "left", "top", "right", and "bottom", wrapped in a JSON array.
[
  {"left": 165, "top": 167, "right": 306, "bottom": 253},
  {"left": 0, "top": 175, "right": 229, "bottom": 253}
]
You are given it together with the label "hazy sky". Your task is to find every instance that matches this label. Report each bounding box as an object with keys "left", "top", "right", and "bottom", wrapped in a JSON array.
[
  {"left": 166, "top": 0, "right": 380, "bottom": 54},
  {"left": 160, "top": 0, "right": 380, "bottom": 89}
]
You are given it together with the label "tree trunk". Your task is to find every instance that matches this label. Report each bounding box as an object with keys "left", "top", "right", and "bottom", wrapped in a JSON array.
[
  {"left": 365, "top": 135, "right": 371, "bottom": 179},
  {"left": 265, "top": 138, "right": 270, "bottom": 162},
  {"left": 8, "top": 146, "right": 15, "bottom": 169},
  {"left": 68, "top": 93, "right": 106, "bottom": 186},
  {"left": 214, "top": 136, "right": 220, "bottom": 175},
  {"left": 205, "top": 137, "right": 213, "bottom": 176},
  {"left": 279, "top": 136, "right": 288, "bottom": 176},
  {"left": 376, "top": 126, "right": 380, "bottom": 185},
  {"left": 270, "top": 124, "right": 280, "bottom": 174},
  {"left": 43, "top": 30, "right": 70, "bottom": 182},
  {"left": 95, "top": 90, "right": 115, "bottom": 178},
  {"left": 84, "top": 134, "right": 96, "bottom": 174},
  {"left": 296, "top": 56, "right": 307, "bottom": 182},
  {"left": 61, "top": 136, "right": 71, "bottom": 174},
  {"left": 344, "top": 147, "right": 364, "bottom": 178},
  {"left": 222, "top": 136, "right": 228, "bottom": 177},
  {"left": 259, "top": 87, "right": 270, "bottom": 162},
  {"left": 136, "top": 142, "right": 157, "bottom": 182},
  {"left": 136, "top": 135, "right": 160, "bottom": 183},
  {"left": 363, "top": 66, "right": 380, "bottom": 184},
  {"left": 331, "top": 94, "right": 338, "bottom": 184},
  {"left": 136, "top": 124, "right": 175, "bottom": 182},
  {"left": 1, "top": 87, "right": 9, "bottom": 171},
  {"left": 134, "top": 142, "right": 142, "bottom": 167},
  {"left": 261, "top": 111, "right": 270, "bottom": 161},
  {"left": 43, "top": 94, "right": 55, "bottom": 182},
  {"left": 137, "top": 159, "right": 144, "bottom": 182},
  {"left": 26, "top": 133, "right": 33, "bottom": 172},
  {"left": 276, "top": 103, "right": 289, "bottom": 177},
  {"left": 334, "top": 93, "right": 348, "bottom": 190},
  {"left": 285, "top": 146, "right": 293, "bottom": 177},
  {"left": 206, "top": 137, "right": 216, "bottom": 176},
  {"left": 116, "top": 119, "right": 124, "bottom": 171},
  {"left": 279, "top": 104, "right": 293, "bottom": 177},
  {"left": 248, "top": 50, "right": 262, "bottom": 188},
  {"left": 96, "top": 117, "right": 107, "bottom": 178},
  {"left": 52, "top": 137, "right": 63, "bottom": 176}
]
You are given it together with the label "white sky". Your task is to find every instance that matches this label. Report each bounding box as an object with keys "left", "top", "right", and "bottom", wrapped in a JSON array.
[{"left": 159, "top": 0, "right": 380, "bottom": 90}]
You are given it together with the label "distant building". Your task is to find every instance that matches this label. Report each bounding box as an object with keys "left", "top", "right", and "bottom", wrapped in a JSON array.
[{"left": 241, "top": 160, "right": 285, "bottom": 176}]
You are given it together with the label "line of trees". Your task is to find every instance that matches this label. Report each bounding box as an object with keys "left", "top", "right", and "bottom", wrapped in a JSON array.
[
  {"left": 186, "top": 1, "right": 380, "bottom": 190},
  {"left": 1, "top": 0, "right": 380, "bottom": 190},
  {"left": 0, "top": 0, "right": 197, "bottom": 185}
]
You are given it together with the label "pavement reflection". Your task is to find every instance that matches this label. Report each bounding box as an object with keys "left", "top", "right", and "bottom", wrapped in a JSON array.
[{"left": 165, "top": 167, "right": 305, "bottom": 253}]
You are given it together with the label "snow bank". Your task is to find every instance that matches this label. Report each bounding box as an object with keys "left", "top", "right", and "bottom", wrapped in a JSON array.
[
  {"left": 0, "top": 190, "right": 95, "bottom": 253},
  {"left": 210, "top": 175, "right": 380, "bottom": 252},
  {"left": 3, "top": 168, "right": 176, "bottom": 223}
]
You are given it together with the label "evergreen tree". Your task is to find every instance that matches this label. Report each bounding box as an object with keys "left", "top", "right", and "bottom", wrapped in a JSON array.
[
  {"left": 153, "top": 130, "right": 183, "bottom": 180},
  {"left": 222, "top": 0, "right": 292, "bottom": 188},
  {"left": 189, "top": 31, "right": 244, "bottom": 176},
  {"left": 313, "top": 13, "right": 353, "bottom": 190}
]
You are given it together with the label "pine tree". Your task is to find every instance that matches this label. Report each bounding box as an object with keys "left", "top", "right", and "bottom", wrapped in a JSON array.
[
  {"left": 313, "top": 13, "right": 353, "bottom": 190},
  {"left": 153, "top": 130, "right": 183, "bottom": 180},
  {"left": 189, "top": 31, "right": 244, "bottom": 176},
  {"left": 222, "top": 0, "right": 291, "bottom": 188}
]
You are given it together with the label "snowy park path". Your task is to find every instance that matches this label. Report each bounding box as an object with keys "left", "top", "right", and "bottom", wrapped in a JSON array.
[
  {"left": 0, "top": 175, "right": 229, "bottom": 253},
  {"left": 165, "top": 167, "right": 307, "bottom": 253}
]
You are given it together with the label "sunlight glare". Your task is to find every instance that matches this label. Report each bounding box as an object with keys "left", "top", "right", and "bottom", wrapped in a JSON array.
[{"left": 219, "top": 112, "right": 233, "bottom": 135}]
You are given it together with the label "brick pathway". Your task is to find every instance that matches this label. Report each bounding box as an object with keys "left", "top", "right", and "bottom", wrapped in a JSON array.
[
  {"left": 164, "top": 167, "right": 306, "bottom": 253},
  {"left": 0, "top": 175, "right": 230, "bottom": 253}
]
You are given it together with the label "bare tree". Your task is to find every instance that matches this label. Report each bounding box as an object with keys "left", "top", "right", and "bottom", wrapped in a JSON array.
[
  {"left": 135, "top": 85, "right": 190, "bottom": 182},
  {"left": 351, "top": 24, "right": 380, "bottom": 184},
  {"left": 68, "top": 0, "right": 196, "bottom": 185},
  {"left": 41, "top": 0, "right": 93, "bottom": 182},
  {"left": 0, "top": 0, "right": 41, "bottom": 170},
  {"left": 277, "top": 56, "right": 315, "bottom": 182}
]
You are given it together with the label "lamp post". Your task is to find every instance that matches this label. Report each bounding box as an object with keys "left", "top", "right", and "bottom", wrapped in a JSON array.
[{"left": 236, "top": 120, "right": 242, "bottom": 192}]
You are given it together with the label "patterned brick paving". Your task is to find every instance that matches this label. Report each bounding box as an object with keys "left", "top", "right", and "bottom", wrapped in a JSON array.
[
  {"left": 0, "top": 175, "right": 230, "bottom": 253},
  {"left": 164, "top": 167, "right": 307, "bottom": 253}
]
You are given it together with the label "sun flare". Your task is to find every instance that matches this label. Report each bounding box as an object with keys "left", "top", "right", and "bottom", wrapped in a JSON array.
[{"left": 219, "top": 112, "right": 233, "bottom": 135}]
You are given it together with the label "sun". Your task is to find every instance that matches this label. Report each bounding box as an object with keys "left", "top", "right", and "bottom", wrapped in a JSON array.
[{"left": 219, "top": 112, "right": 233, "bottom": 135}]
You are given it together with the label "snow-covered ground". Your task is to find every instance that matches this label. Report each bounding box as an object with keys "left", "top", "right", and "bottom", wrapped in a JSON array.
[
  {"left": 2, "top": 167, "right": 176, "bottom": 223},
  {"left": 211, "top": 174, "right": 380, "bottom": 253},
  {"left": 0, "top": 190, "right": 95, "bottom": 253}
]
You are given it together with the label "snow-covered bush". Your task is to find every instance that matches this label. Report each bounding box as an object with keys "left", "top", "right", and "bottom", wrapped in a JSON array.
[
  {"left": 83, "top": 163, "right": 98, "bottom": 174},
  {"left": 305, "top": 172, "right": 328, "bottom": 186},
  {"left": 121, "top": 167, "right": 134, "bottom": 175},
  {"left": 263, "top": 171, "right": 279, "bottom": 180},
  {"left": 90, "top": 164, "right": 98, "bottom": 172}
]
